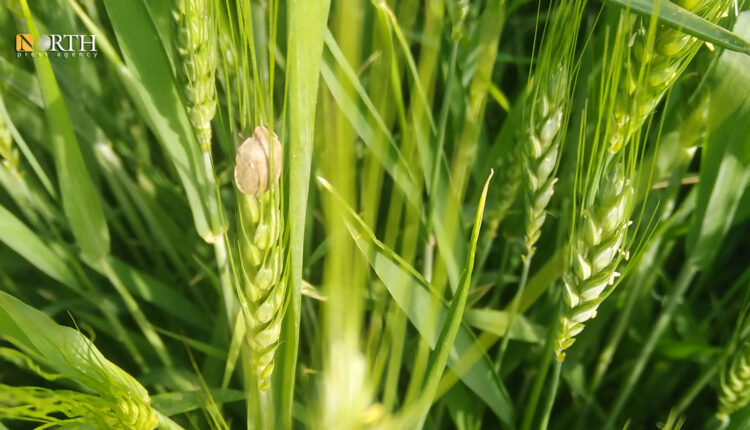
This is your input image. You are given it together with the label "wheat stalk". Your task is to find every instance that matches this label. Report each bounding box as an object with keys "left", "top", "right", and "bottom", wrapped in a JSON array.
[
  {"left": 717, "top": 340, "right": 750, "bottom": 422},
  {"left": 607, "top": 0, "right": 731, "bottom": 153},
  {"left": 174, "top": 0, "right": 218, "bottom": 152},
  {"left": 555, "top": 162, "right": 633, "bottom": 360},
  {"left": 235, "top": 126, "right": 284, "bottom": 392}
]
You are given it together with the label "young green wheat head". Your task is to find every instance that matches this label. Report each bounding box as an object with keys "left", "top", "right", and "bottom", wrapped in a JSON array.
[
  {"left": 521, "top": 0, "right": 584, "bottom": 258},
  {"left": 523, "top": 65, "right": 567, "bottom": 259},
  {"left": 717, "top": 339, "right": 750, "bottom": 422},
  {"left": 607, "top": 0, "right": 733, "bottom": 153},
  {"left": 0, "top": 114, "right": 21, "bottom": 179},
  {"left": 556, "top": 162, "right": 634, "bottom": 360},
  {"left": 234, "top": 125, "right": 285, "bottom": 392},
  {"left": 174, "top": 0, "right": 218, "bottom": 151},
  {"left": 0, "top": 384, "right": 159, "bottom": 430}
]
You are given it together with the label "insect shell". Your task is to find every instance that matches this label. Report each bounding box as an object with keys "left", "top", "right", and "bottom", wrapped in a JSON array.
[{"left": 234, "top": 126, "right": 283, "bottom": 196}]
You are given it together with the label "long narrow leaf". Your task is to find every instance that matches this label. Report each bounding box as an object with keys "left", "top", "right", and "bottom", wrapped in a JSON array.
[
  {"left": 74, "top": 0, "right": 216, "bottom": 241},
  {"left": 413, "top": 170, "right": 494, "bottom": 427},
  {"left": 19, "top": 0, "right": 110, "bottom": 263},
  {"left": 603, "top": 0, "right": 750, "bottom": 54},
  {"left": 0, "top": 204, "right": 78, "bottom": 289},
  {"left": 275, "top": 0, "right": 332, "bottom": 425},
  {"left": 686, "top": 14, "right": 750, "bottom": 268},
  {"left": 0, "top": 291, "right": 147, "bottom": 400}
]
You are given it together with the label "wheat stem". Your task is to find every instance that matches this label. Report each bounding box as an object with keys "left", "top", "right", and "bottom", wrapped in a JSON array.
[
  {"left": 540, "top": 359, "right": 562, "bottom": 430},
  {"left": 496, "top": 256, "right": 531, "bottom": 368},
  {"left": 521, "top": 305, "right": 559, "bottom": 430},
  {"left": 605, "top": 263, "right": 698, "bottom": 429}
]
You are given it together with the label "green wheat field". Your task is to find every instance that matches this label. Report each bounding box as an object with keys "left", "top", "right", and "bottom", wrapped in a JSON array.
[{"left": 1, "top": 0, "right": 750, "bottom": 428}]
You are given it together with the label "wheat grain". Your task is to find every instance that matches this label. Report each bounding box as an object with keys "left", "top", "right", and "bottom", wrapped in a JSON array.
[
  {"left": 555, "top": 163, "right": 633, "bottom": 360},
  {"left": 235, "top": 126, "right": 284, "bottom": 391},
  {"left": 607, "top": 0, "right": 731, "bottom": 153},
  {"left": 717, "top": 340, "right": 750, "bottom": 422},
  {"left": 174, "top": 0, "right": 218, "bottom": 152}
]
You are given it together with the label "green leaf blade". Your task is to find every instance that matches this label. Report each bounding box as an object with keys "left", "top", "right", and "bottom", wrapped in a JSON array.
[
  {"left": 19, "top": 0, "right": 110, "bottom": 262},
  {"left": 602, "top": 0, "right": 750, "bottom": 55}
]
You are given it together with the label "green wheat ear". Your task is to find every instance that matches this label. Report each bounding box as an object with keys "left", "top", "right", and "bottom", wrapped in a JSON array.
[
  {"left": 717, "top": 340, "right": 750, "bottom": 422},
  {"left": 235, "top": 126, "right": 285, "bottom": 392},
  {"left": 0, "top": 115, "right": 22, "bottom": 179},
  {"left": 174, "top": 0, "right": 218, "bottom": 152},
  {"left": 607, "top": 0, "right": 732, "bottom": 153},
  {"left": 0, "top": 384, "right": 159, "bottom": 430},
  {"left": 523, "top": 65, "right": 567, "bottom": 258},
  {"left": 556, "top": 162, "right": 633, "bottom": 361}
]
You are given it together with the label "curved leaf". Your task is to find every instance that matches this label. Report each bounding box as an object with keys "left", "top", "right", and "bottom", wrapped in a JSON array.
[
  {"left": 686, "top": 12, "right": 750, "bottom": 268},
  {"left": 603, "top": 0, "right": 750, "bottom": 55}
]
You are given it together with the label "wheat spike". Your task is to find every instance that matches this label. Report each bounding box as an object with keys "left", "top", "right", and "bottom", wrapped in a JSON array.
[
  {"left": 0, "top": 115, "right": 22, "bottom": 179},
  {"left": 174, "top": 0, "right": 218, "bottom": 152},
  {"left": 717, "top": 340, "right": 750, "bottom": 422},
  {"left": 485, "top": 149, "right": 521, "bottom": 244},
  {"left": 523, "top": 66, "right": 567, "bottom": 257},
  {"left": 0, "top": 385, "right": 158, "bottom": 430},
  {"left": 235, "top": 126, "right": 285, "bottom": 391},
  {"left": 111, "top": 395, "right": 160, "bottom": 430},
  {"left": 556, "top": 163, "right": 633, "bottom": 360},
  {"left": 521, "top": 0, "right": 585, "bottom": 257},
  {"left": 607, "top": 0, "right": 732, "bottom": 153}
]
